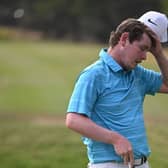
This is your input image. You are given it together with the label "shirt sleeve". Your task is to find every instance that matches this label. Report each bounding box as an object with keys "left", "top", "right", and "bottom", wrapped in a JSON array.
[
  {"left": 138, "top": 66, "right": 163, "bottom": 95},
  {"left": 67, "top": 69, "right": 99, "bottom": 117}
]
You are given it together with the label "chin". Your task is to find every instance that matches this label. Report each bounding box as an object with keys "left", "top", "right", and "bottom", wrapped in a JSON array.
[
  {"left": 123, "top": 63, "right": 136, "bottom": 71},
  {"left": 130, "top": 63, "right": 137, "bottom": 70},
  {"left": 125, "top": 66, "right": 135, "bottom": 71}
]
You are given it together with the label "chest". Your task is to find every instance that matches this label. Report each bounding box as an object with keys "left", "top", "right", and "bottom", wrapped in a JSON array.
[{"left": 97, "top": 72, "right": 144, "bottom": 104}]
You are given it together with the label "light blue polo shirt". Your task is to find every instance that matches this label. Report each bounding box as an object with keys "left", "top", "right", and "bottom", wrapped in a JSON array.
[{"left": 67, "top": 48, "right": 162, "bottom": 163}]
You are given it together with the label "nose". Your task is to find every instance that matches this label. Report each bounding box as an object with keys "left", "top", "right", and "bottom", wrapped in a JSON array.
[{"left": 141, "top": 52, "right": 147, "bottom": 60}]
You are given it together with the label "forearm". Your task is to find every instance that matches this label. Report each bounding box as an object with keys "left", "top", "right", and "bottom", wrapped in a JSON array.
[
  {"left": 66, "top": 112, "right": 120, "bottom": 145},
  {"left": 150, "top": 35, "right": 168, "bottom": 86},
  {"left": 154, "top": 51, "right": 168, "bottom": 86},
  {"left": 66, "top": 112, "right": 134, "bottom": 165}
]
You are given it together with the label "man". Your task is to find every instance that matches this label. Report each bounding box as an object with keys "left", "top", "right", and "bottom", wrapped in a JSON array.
[{"left": 66, "top": 16, "right": 168, "bottom": 168}]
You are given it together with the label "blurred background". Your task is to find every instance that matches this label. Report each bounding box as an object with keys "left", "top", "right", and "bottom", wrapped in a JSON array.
[
  {"left": 0, "top": 0, "right": 168, "bottom": 168},
  {"left": 1, "top": 0, "right": 168, "bottom": 42}
]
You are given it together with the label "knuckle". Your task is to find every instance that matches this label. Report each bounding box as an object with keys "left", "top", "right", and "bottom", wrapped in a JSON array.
[
  {"left": 127, "top": 146, "right": 132, "bottom": 152},
  {"left": 122, "top": 151, "right": 127, "bottom": 155}
]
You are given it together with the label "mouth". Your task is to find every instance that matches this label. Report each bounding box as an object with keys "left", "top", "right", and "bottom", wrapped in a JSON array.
[
  {"left": 135, "top": 60, "right": 142, "bottom": 64},
  {"left": 132, "top": 60, "right": 142, "bottom": 68}
]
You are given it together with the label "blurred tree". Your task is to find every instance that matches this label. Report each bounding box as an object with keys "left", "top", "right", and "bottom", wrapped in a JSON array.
[
  {"left": 0, "top": 0, "right": 164, "bottom": 42},
  {"left": 162, "top": 0, "right": 168, "bottom": 14},
  {"left": 0, "top": 0, "right": 21, "bottom": 25}
]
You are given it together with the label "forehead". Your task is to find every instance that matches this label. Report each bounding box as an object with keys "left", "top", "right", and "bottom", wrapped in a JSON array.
[{"left": 135, "top": 33, "right": 152, "bottom": 49}]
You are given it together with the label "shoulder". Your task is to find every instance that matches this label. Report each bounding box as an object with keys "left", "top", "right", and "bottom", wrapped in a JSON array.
[
  {"left": 134, "top": 65, "right": 157, "bottom": 76},
  {"left": 78, "top": 59, "right": 109, "bottom": 82},
  {"left": 134, "top": 65, "right": 161, "bottom": 75}
]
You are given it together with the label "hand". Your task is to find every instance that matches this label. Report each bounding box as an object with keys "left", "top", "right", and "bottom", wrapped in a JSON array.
[
  {"left": 147, "top": 28, "right": 163, "bottom": 57},
  {"left": 113, "top": 134, "right": 134, "bottom": 168}
]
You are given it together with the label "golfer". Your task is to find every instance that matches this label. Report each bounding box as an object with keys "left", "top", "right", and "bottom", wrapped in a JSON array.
[{"left": 66, "top": 11, "right": 168, "bottom": 168}]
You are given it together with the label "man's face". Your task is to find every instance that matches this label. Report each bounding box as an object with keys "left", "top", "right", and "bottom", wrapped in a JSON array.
[{"left": 121, "top": 33, "right": 152, "bottom": 70}]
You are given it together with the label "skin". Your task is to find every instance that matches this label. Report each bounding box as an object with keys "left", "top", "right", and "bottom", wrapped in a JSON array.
[
  {"left": 66, "top": 30, "right": 168, "bottom": 168},
  {"left": 108, "top": 32, "right": 151, "bottom": 71},
  {"left": 150, "top": 32, "right": 168, "bottom": 93}
]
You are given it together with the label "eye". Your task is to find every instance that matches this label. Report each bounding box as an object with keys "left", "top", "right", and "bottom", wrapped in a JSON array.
[
  {"left": 140, "top": 47, "right": 145, "bottom": 51},
  {"left": 139, "top": 46, "right": 149, "bottom": 52}
]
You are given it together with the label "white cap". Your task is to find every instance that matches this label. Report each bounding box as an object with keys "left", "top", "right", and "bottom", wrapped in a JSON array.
[{"left": 138, "top": 11, "right": 168, "bottom": 42}]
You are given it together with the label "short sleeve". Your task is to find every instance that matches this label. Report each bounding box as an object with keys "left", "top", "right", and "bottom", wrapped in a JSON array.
[
  {"left": 137, "top": 66, "right": 162, "bottom": 95},
  {"left": 67, "top": 70, "right": 99, "bottom": 117}
]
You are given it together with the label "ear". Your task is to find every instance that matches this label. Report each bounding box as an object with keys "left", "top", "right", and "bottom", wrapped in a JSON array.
[{"left": 119, "top": 32, "right": 129, "bottom": 46}]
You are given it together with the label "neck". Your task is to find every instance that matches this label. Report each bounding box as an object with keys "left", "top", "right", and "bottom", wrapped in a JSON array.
[{"left": 107, "top": 46, "right": 123, "bottom": 66}]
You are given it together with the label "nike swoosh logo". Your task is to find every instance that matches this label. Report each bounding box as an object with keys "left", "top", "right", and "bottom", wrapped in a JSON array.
[{"left": 148, "top": 18, "right": 157, "bottom": 26}]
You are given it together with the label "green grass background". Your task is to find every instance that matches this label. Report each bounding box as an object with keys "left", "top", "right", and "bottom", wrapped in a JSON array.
[{"left": 0, "top": 40, "right": 168, "bottom": 168}]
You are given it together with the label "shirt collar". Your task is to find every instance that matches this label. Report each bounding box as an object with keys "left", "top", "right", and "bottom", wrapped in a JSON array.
[{"left": 99, "top": 48, "right": 123, "bottom": 72}]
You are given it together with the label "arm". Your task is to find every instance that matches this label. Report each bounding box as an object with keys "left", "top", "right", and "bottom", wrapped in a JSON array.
[
  {"left": 66, "top": 112, "right": 134, "bottom": 166},
  {"left": 153, "top": 48, "right": 168, "bottom": 93},
  {"left": 150, "top": 33, "right": 168, "bottom": 93}
]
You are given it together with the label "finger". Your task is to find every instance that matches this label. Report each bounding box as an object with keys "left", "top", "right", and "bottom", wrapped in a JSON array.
[
  {"left": 123, "top": 154, "right": 129, "bottom": 165},
  {"left": 128, "top": 150, "right": 134, "bottom": 168}
]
